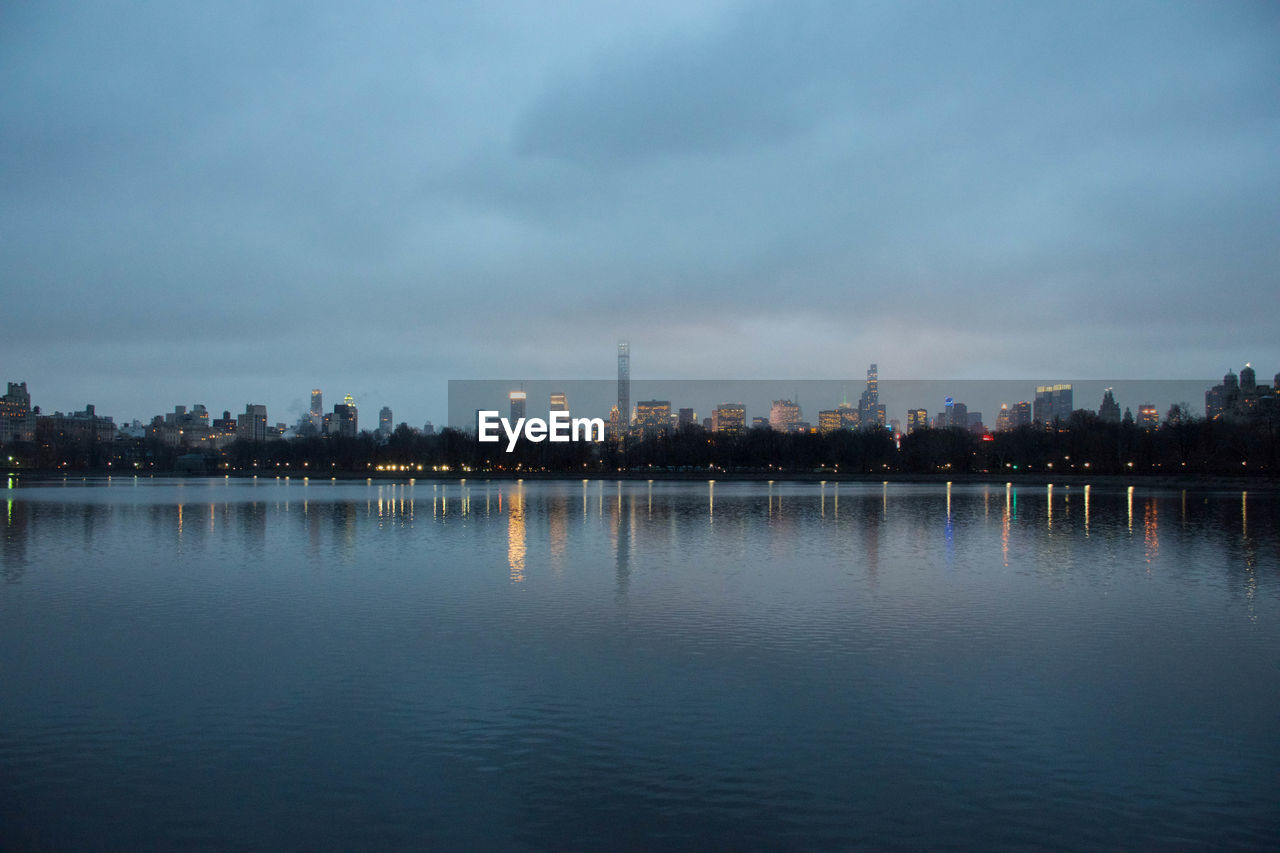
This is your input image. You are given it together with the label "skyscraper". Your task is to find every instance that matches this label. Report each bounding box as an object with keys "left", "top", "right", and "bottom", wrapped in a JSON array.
[
  {"left": 310, "top": 389, "right": 323, "bottom": 430},
  {"left": 818, "top": 410, "right": 842, "bottom": 434},
  {"left": 237, "top": 404, "right": 268, "bottom": 442},
  {"left": 549, "top": 393, "right": 568, "bottom": 412},
  {"left": 1098, "top": 388, "right": 1121, "bottom": 423},
  {"left": 329, "top": 396, "right": 358, "bottom": 437},
  {"left": 858, "top": 364, "right": 886, "bottom": 427},
  {"left": 378, "top": 406, "right": 393, "bottom": 438},
  {"left": 906, "top": 408, "right": 929, "bottom": 434},
  {"left": 509, "top": 391, "right": 527, "bottom": 422},
  {"left": 995, "top": 405, "right": 1011, "bottom": 432},
  {"left": 769, "top": 400, "right": 801, "bottom": 432},
  {"left": 712, "top": 403, "right": 746, "bottom": 433},
  {"left": 1033, "top": 384, "right": 1073, "bottom": 425},
  {"left": 1240, "top": 363, "right": 1256, "bottom": 393},
  {"left": 0, "top": 381, "right": 35, "bottom": 443},
  {"left": 617, "top": 342, "right": 630, "bottom": 427},
  {"left": 635, "top": 400, "right": 671, "bottom": 436}
]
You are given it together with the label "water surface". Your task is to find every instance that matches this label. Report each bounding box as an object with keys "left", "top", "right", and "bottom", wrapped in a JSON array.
[{"left": 2, "top": 477, "right": 1277, "bottom": 849}]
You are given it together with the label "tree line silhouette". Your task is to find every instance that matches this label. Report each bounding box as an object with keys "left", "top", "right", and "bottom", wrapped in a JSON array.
[{"left": 5, "top": 410, "right": 1277, "bottom": 478}]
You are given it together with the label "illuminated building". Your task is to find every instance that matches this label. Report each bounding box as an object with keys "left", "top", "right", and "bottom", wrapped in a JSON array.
[
  {"left": 237, "top": 404, "right": 269, "bottom": 442},
  {"left": 635, "top": 400, "right": 671, "bottom": 436},
  {"left": 549, "top": 393, "right": 568, "bottom": 411},
  {"left": 769, "top": 400, "right": 802, "bottom": 432},
  {"left": 838, "top": 401, "right": 859, "bottom": 429},
  {"left": 858, "top": 364, "right": 886, "bottom": 427},
  {"left": 37, "top": 404, "right": 116, "bottom": 445},
  {"left": 1138, "top": 404, "right": 1159, "bottom": 429},
  {"left": 751, "top": 416, "right": 769, "bottom": 429},
  {"left": 712, "top": 403, "right": 746, "bottom": 433},
  {"left": 608, "top": 404, "right": 622, "bottom": 439},
  {"left": 328, "top": 396, "right": 358, "bottom": 438},
  {"left": 310, "top": 389, "right": 323, "bottom": 430},
  {"left": 617, "top": 342, "right": 630, "bottom": 426},
  {"left": 995, "top": 405, "right": 1011, "bottom": 432},
  {"left": 1010, "top": 401, "right": 1032, "bottom": 428},
  {"left": 1205, "top": 384, "right": 1225, "bottom": 421},
  {"left": 378, "top": 406, "right": 393, "bottom": 438},
  {"left": 906, "top": 408, "right": 929, "bottom": 434},
  {"left": 1206, "top": 364, "right": 1276, "bottom": 420},
  {"left": 677, "top": 408, "right": 696, "bottom": 429},
  {"left": 509, "top": 390, "right": 526, "bottom": 422},
  {"left": 0, "top": 381, "right": 35, "bottom": 444},
  {"left": 1034, "top": 384, "right": 1073, "bottom": 426},
  {"left": 818, "top": 410, "right": 842, "bottom": 434}
]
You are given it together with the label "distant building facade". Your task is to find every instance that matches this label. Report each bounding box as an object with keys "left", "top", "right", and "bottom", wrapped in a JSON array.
[
  {"left": 712, "top": 403, "right": 746, "bottom": 434},
  {"left": 237, "top": 404, "right": 268, "bottom": 442},
  {"left": 0, "top": 381, "right": 35, "bottom": 443},
  {"left": 906, "top": 408, "right": 929, "bottom": 434},
  {"left": 769, "top": 400, "right": 802, "bottom": 432},
  {"left": 1033, "top": 384, "right": 1073, "bottom": 426},
  {"left": 634, "top": 400, "right": 671, "bottom": 436},
  {"left": 1206, "top": 364, "right": 1276, "bottom": 420},
  {"left": 38, "top": 404, "right": 116, "bottom": 445},
  {"left": 1098, "top": 388, "right": 1121, "bottom": 423}
]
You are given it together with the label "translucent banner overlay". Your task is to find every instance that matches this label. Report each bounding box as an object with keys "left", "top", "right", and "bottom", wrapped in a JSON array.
[{"left": 449, "top": 379, "right": 1218, "bottom": 432}]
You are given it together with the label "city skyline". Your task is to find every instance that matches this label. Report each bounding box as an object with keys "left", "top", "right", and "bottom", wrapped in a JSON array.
[
  {"left": 2, "top": 355, "right": 1257, "bottom": 445},
  {"left": 2, "top": 3, "right": 1277, "bottom": 427}
]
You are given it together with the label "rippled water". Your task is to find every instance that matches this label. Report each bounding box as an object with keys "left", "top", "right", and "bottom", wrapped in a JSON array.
[{"left": 1, "top": 477, "right": 1277, "bottom": 849}]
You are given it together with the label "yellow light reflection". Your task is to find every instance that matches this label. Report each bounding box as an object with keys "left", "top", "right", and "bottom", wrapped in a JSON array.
[
  {"left": 507, "top": 488, "right": 525, "bottom": 583},
  {"left": 1001, "top": 488, "right": 1010, "bottom": 567},
  {"left": 1143, "top": 498, "right": 1158, "bottom": 570},
  {"left": 1083, "top": 484, "right": 1090, "bottom": 534},
  {"left": 1046, "top": 484, "right": 1052, "bottom": 531},
  {"left": 1127, "top": 485, "right": 1134, "bottom": 532},
  {"left": 945, "top": 481, "right": 951, "bottom": 521}
]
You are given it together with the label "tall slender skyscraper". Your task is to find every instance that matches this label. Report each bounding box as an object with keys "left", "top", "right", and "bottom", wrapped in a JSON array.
[
  {"left": 858, "top": 363, "right": 886, "bottom": 427},
  {"left": 617, "top": 342, "right": 631, "bottom": 426},
  {"left": 310, "top": 389, "right": 323, "bottom": 430}
]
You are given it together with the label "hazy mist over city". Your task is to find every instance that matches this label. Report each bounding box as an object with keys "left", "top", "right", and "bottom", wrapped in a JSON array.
[{"left": 2, "top": 1, "right": 1277, "bottom": 426}]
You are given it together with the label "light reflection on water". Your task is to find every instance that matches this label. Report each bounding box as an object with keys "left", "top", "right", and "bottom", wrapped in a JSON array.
[{"left": 0, "top": 478, "right": 1278, "bottom": 849}]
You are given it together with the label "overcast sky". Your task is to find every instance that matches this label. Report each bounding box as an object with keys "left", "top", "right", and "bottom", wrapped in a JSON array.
[{"left": 2, "top": 1, "right": 1277, "bottom": 426}]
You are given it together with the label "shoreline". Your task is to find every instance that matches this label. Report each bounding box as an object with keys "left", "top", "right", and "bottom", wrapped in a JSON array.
[{"left": 7, "top": 468, "right": 1277, "bottom": 490}]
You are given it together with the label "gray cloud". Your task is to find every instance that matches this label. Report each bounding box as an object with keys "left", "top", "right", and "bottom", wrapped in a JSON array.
[{"left": 1, "top": 1, "right": 1277, "bottom": 425}]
